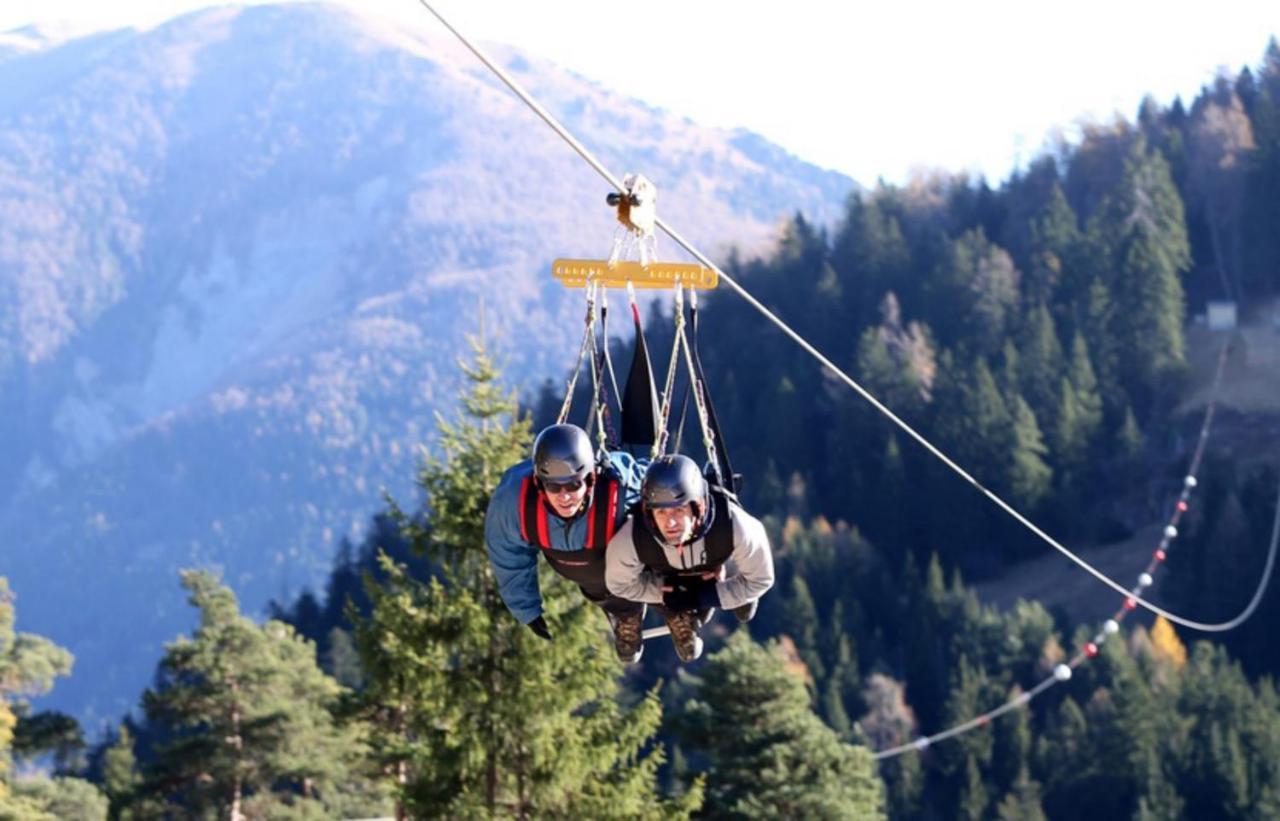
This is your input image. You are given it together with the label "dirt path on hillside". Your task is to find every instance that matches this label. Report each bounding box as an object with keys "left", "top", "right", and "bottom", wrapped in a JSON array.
[
  {"left": 976, "top": 303, "right": 1280, "bottom": 625},
  {"left": 972, "top": 523, "right": 1169, "bottom": 625}
]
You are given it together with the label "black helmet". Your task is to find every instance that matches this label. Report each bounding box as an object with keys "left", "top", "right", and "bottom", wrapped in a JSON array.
[
  {"left": 532, "top": 424, "right": 595, "bottom": 484},
  {"left": 641, "top": 455, "right": 707, "bottom": 511}
]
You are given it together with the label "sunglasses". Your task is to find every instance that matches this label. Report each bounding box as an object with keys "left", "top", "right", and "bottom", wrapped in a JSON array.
[{"left": 542, "top": 477, "right": 586, "bottom": 495}]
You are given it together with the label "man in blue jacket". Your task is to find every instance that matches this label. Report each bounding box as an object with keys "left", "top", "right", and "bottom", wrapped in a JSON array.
[{"left": 485, "top": 423, "right": 648, "bottom": 662}]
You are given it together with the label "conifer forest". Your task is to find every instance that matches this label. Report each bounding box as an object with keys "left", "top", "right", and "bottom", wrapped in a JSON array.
[{"left": 4, "top": 12, "right": 1280, "bottom": 821}]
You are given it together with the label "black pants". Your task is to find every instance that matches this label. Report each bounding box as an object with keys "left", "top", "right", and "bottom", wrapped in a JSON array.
[{"left": 580, "top": 585, "right": 644, "bottom": 617}]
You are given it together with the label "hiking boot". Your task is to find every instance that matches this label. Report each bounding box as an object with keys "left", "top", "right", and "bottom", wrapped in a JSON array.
[
  {"left": 732, "top": 600, "right": 758, "bottom": 623},
  {"left": 664, "top": 610, "right": 703, "bottom": 662},
  {"left": 612, "top": 611, "right": 644, "bottom": 664}
]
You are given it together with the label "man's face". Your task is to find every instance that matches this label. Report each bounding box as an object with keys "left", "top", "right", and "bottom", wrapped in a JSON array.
[
  {"left": 542, "top": 476, "right": 589, "bottom": 518},
  {"left": 651, "top": 503, "right": 697, "bottom": 544}
]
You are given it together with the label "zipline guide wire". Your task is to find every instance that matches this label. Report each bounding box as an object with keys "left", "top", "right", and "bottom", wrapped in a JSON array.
[
  {"left": 412, "top": 0, "right": 1275, "bottom": 633},
  {"left": 874, "top": 343, "right": 1280, "bottom": 761}
]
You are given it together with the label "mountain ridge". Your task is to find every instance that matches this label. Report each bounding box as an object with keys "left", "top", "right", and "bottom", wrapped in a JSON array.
[{"left": 0, "top": 1, "right": 854, "bottom": 721}]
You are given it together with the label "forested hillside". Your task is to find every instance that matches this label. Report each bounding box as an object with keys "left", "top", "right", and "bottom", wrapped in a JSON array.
[{"left": 0, "top": 2, "right": 852, "bottom": 720}]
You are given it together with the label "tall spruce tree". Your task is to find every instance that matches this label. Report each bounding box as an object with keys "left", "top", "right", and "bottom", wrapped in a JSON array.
[
  {"left": 137, "top": 571, "right": 381, "bottom": 819},
  {"left": 359, "top": 338, "right": 697, "bottom": 819},
  {"left": 1007, "top": 394, "right": 1052, "bottom": 508},
  {"left": 101, "top": 724, "right": 141, "bottom": 820},
  {"left": 1090, "top": 139, "right": 1190, "bottom": 408},
  {"left": 677, "top": 631, "right": 884, "bottom": 819}
]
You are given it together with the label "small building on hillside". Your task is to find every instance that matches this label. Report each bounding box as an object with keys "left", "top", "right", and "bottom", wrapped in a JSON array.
[{"left": 1207, "top": 300, "right": 1238, "bottom": 331}]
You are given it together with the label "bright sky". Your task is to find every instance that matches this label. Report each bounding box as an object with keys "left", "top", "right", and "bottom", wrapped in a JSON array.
[{"left": 4, "top": 0, "right": 1279, "bottom": 186}]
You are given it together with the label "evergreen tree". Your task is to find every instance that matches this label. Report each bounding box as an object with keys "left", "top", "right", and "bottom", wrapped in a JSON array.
[
  {"left": 1053, "top": 376, "right": 1087, "bottom": 472},
  {"left": 1007, "top": 394, "right": 1052, "bottom": 508},
  {"left": 1090, "top": 139, "right": 1190, "bottom": 408},
  {"left": 678, "top": 631, "right": 884, "bottom": 819},
  {"left": 137, "top": 571, "right": 378, "bottom": 819},
  {"left": 0, "top": 577, "right": 104, "bottom": 819},
  {"left": 958, "top": 754, "right": 989, "bottom": 821},
  {"left": 781, "top": 575, "right": 825, "bottom": 682},
  {"left": 1016, "top": 303, "right": 1065, "bottom": 427},
  {"left": 1058, "top": 333, "right": 1103, "bottom": 471},
  {"left": 930, "top": 228, "right": 1021, "bottom": 355},
  {"left": 1024, "top": 182, "right": 1081, "bottom": 306},
  {"left": 937, "top": 356, "right": 1014, "bottom": 492},
  {"left": 359, "top": 338, "right": 696, "bottom": 819},
  {"left": 101, "top": 724, "right": 140, "bottom": 820},
  {"left": 1116, "top": 404, "right": 1144, "bottom": 462},
  {"left": 995, "top": 766, "right": 1047, "bottom": 821}
]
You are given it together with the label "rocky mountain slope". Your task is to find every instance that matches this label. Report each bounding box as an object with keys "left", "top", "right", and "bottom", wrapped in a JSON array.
[{"left": 0, "top": 3, "right": 853, "bottom": 721}]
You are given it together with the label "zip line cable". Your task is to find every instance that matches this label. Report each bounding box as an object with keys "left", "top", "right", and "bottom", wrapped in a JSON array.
[
  {"left": 876, "top": 464, "right": 1280, "bottom": 759},
  {"left": 875, "top": 342, "right": 1280, "bottom": 759},
  {"left": 412, "top": 0, "right": 1276, "bottom": 633}
]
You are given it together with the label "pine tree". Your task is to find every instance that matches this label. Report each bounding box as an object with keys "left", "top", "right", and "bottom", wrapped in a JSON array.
[
  {"left": 1007, "top": 394, "right": 1052, "bottom": 508},
  {"left": 1116, "top": 404, "right": 1144, "bottom": 461},
  {"left": 1053, "top": 376, "right": 1086, "bottom": 472},
  {"left": 138, "top": 571, "right": 377, "bottom": 819},
  {"left": 995, "top": 766, "right": 1047, "bottom": 821},
  {"left": 101, "top": 724, "right": 140, "bottom": 820},
  {"left": 1090, "top": 139, "right": 1190, "bottom": 408},
  {"left": 958, "top": 754, "right": 989, "bottom": 821},
  {"left": 678, "top": 631, "right": 884, "bottom": 819},
  {"left": 931, "top": 228, "right": 1021, "bottom": 355},
  {"left": 1079, "top": 277, "right": 1120, "bottom": 402},
  {"left": 0, "top": 577, "right": 97, "bottom": 818},
  {"left": 1057, "top": 333, "right": 1103, "bottom": 473},
  {"left": 1024, "top": 182, "right": 1081, "bottom": 306},
  {"left": 782, "top": 575, "right": 825, "bottom": 682},
  {"left": 359, "top": 338, "right": 696, "bottom": 819},
  {"left": 1017, "top": 303, "right": 1065, "bottom": 427}
]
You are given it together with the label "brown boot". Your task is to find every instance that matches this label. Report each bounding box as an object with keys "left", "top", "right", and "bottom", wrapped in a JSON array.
[
  {"left": 612, "top": 611, "right": 644, "bottom": 663},
  {"left": 664, "top": 610, "right": 703, "bottom": 662}
]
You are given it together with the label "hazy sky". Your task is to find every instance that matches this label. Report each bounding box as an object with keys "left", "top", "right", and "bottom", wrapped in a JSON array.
[{"left": 4, "top": 0, "right": 1279, "bottom": 186}]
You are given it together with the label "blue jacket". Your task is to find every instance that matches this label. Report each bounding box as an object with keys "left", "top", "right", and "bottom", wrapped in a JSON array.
[{"left": 485, "top": 451, "right": 646, "bottom": 624}]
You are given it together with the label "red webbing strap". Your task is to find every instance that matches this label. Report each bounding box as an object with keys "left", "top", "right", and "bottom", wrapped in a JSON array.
[
  {"left": 586, "top": 473, "right": 621, "bottom": 550},
  {"left": 604, "top": 478, "right": 619, "bottom": 543},
  {"left": 536, "top": 494, "right": 550, "bottom": 549},
  {"left": 519, "top": 476, "right": 552, "bottom": 550}
]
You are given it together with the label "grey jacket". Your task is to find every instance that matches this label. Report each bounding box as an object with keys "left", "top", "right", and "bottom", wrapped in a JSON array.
[{"left": 605, "top": 503, "right": 775, "bottom": 611}]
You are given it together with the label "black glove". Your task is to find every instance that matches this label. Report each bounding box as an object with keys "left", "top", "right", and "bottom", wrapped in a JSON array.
[
  {"left": 526, "top": 615, "right": 552, "bottom": 641},
  {"left": 663, "top": 579, "right": 720, "bottom": 613}
]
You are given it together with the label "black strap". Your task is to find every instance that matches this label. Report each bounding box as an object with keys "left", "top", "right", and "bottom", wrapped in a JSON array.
[
  {"left": 519, "top": 470, "right": 620, "bottom": 552},
  {"left": 631, "top": 489, "right": 736, "bottom": 575},
  {"left": 621, "top": 303, "right": 660, "bottom": 449},
  {"left": 690, "top": 301, "right": 739, "bottom": 494}
]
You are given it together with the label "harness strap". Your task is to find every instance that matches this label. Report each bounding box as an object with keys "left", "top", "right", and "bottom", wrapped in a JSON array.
[
  {"left": 519, "top": 471, "right": 620, "bottom": 552},
  {"left": 585, "top": 474, "right": 620, "bottom": 549},
  {"left": 633, "top": 489, "right": 736, "bottom": 574},
  {"left": 519, "top": 476, "right": 552, "bottom": 550}
]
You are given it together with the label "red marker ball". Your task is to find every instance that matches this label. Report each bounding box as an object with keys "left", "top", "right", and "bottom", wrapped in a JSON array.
[
  {"left": 1085, "top": 642, "right": 1099, "bottom": 658},
  {"left": 1155, "top": 549, "right": 1167, "bottom": 562},
  {"left": 1177, "top": 501, "right": 1189, "bottom": 512},
  {"left": 1124, "top": 597, "right": 1137, "bottom": 611}
]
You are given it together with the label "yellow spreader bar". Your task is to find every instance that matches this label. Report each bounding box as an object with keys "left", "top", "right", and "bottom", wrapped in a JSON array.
[{"left": 552, "top": 259, "right": 719, "bottom": 290}]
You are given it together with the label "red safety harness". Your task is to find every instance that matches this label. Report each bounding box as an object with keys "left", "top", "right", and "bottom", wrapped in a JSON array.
[{"left": 518, "top": 470, "right": 621, "bottom": 552}]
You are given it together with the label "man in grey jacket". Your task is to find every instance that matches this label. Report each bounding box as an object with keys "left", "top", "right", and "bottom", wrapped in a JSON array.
[{"left": 605, "top": 454, "right": 775, "bottom": 662}]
